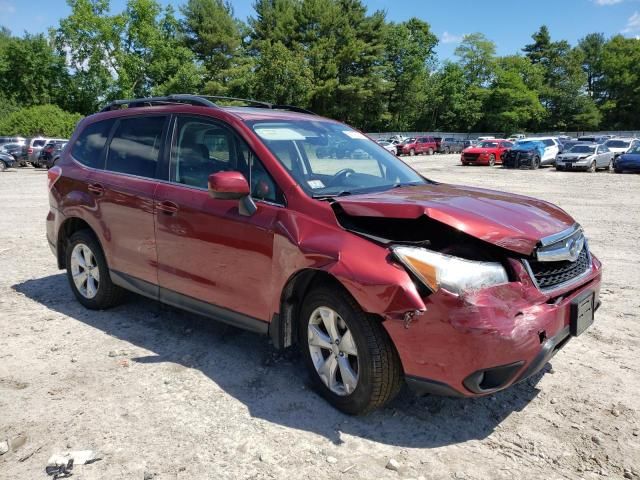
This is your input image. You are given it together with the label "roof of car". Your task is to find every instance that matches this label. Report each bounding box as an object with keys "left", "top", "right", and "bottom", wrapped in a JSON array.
[{"left": 87, "top": 104, "right": 330, "bottom": 125}]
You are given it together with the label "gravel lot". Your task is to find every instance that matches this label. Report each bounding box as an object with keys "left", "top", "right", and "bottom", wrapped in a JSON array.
[{"left": 1, "top": 157, "right": 639, "bottom": 479}]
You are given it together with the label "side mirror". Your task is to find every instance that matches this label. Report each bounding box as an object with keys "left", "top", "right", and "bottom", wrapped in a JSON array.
[
  {"left": 208, "top": 171, "right": 250, "bottom": 200},
  {"left": 207, "top": 171, "right": 257, "bottom": 216}
]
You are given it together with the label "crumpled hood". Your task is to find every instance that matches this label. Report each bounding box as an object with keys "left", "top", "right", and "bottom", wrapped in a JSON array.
[{"left": 335, "top": 184, "right": 576, "bottom": 255}]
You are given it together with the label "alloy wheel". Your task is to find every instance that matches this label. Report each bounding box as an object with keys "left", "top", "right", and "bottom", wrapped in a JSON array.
[
  {"left": 307, "top": 306, "right": 359, "bottom": 396},
  {"left": 70, "top": 243, "right": 100, "bottom": 299}
]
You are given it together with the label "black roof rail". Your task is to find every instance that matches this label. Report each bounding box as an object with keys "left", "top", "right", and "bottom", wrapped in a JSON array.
[
  {"left": 199, "top": 96, "right": 316, "bottom": 115},
  {"left": 99, "top": 93, "right": 316, "bottom": 115},
  {"left": 100, "top": 94, "right": 217, "bottom": 112}
]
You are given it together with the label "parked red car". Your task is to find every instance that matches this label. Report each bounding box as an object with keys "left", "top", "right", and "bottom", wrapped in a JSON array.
[
  {"left": 47, "top": 95, "right": 601, "bottom": 414},
  {"left": 461, "top": 139, "right": 513, "bottom": 166},
  {"left": 400, "top": 136, "right": 438, "bottom": 156}
]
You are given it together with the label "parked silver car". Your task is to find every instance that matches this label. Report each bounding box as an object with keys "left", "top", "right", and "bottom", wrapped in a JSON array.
[{"left": 555, "top": 143, "right": 614, "bottom": 172}]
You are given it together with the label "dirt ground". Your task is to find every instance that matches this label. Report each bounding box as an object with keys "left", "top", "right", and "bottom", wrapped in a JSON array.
[{"left": 1, "top": 157, "right": 639, "bottom": 480}]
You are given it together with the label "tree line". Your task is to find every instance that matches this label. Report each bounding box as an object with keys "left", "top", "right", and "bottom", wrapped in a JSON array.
[{"left": 0, "top": 0, "right": 639, "bottom": 136}]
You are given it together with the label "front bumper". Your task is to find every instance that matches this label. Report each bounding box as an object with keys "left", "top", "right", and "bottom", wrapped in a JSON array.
[
  {"left": 383, "top": 255, "right": 602, "bottom": 397},
  {"left": 615, "top": 161, "right": 640, "bottom": 172},
  {"left": 556, "top": 161, "right": 590, "bottom": 170},
  {"left": 503, "top": 153, "right": 534, "bottom": 168}
]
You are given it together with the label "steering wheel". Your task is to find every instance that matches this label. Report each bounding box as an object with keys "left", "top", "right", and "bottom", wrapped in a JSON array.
[{"left": 329, "top": 168, "right": 355, "bottom": 186}]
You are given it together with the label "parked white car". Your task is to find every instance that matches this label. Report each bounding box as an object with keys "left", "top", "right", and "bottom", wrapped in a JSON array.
[
  {"left": 603, "top": 138, "right": 637, "bottom": 158},
  {"left": 524, "top": 137, "right": 560, "bottom": 165},
  {"left": 376, "top": 140, "right": 398, "bottom": 155}
]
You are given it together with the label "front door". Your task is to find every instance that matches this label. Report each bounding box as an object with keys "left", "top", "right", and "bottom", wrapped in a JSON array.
[{"left": 154, "top": 115, "right": 284, "bottom": 323}]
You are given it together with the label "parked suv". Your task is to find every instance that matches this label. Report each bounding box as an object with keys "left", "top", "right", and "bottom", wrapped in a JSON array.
[
  {"left": 399, "top": 136, "right": 438, "bottom": 156},
  {"left": 47, "top": 95, "right": 602, "bottom": 414},
  {"left": 439, "top": 137, "right": 464, "bottom": 154},
  {"left": 37, "top": 140, "right": 68, "bottom": 168},
  {"left": 23, "top": 137, "right": 66, "bottom": 166}
]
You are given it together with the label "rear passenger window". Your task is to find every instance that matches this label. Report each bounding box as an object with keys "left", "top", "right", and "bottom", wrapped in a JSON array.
[
  {"left": 106, "top": 116, "right": 166, "bottom": 178},
  {"left": 71, "top": 119, "right": 115, "bottom": 169}
]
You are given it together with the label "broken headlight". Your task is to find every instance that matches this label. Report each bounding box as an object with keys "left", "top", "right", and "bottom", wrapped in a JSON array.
[{"left": 392, "top": 246, "right": 509, "bottom": 295}]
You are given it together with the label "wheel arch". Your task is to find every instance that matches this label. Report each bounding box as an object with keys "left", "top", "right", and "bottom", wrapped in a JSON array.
[
  {"left": 269, "top": 268, "right": 384, "bottom": 350},
  {"left": 56, "top": 217, "right": 102, "bottom": 269}
]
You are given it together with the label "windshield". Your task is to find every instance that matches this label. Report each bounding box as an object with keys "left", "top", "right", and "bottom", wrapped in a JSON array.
[
  {"left": 479, "top": 141, "right": 499, "bottom": 148},
  {"left": 627, "top": 145, "right": 640, "bottom": 154},
  {"left": 568, "top": 145, "right": 596, "bottom": 153},
  {"left": 248, "top": 120, "right": 427, "bottom": 197},
  {"left": 604, "top": 140, "right": 630, "bottom": 148}
]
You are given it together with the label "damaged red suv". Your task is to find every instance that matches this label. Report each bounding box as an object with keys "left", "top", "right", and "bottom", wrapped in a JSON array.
[{"left": 47, "top": 95, "right": 601, "bottom": 414}]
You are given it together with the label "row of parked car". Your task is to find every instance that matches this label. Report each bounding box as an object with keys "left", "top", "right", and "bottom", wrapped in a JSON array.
[
  {"left": 0, "top": 136, "right": 68, "bottom": 171},
  {"left": 391, "top": 134, "right": 640, "bottom": 173},
  {"left": 459, "top": 136, "right": 640, "bottom": 172}
]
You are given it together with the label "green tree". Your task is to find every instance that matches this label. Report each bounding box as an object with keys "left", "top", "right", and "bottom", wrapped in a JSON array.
[
  {"left": 0, "top": 104, "right": 83, "bottom": 137},
  {"left": 483, "top": 56, "right": 546, "bottom": 132},
  {"left": 599, "top": 35, "right": 640, "bottom": 129},
  {"left": 180, "top": 0, "right": 246, "bottom": 94},
  {"left": 0, "top": 33, "right": 69, "bottom": 107},
  {"left": 251, "top": 40, "right": 313, "bottom": 105},
  {"left": 577, "top": 32, "right": 606, "bottom": 101},
  {"left": 524, "top": 26, "right": 592, "bottom": 130},
  {"left": 383, "top": 18, "right": 438, "bottom": 130},
  {"left": 55, "top": 0, "right": 202, "bottom": 111},
  {"left": 455, "top": 33, "right": 496, "bottom": 86}
]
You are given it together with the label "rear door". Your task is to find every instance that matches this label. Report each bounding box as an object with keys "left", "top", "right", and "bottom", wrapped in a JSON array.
[{"left": 91, "top": 114, "right": 168, "bottom": 290}]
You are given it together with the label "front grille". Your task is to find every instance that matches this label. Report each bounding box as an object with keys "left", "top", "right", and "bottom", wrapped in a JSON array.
[
  {"left": 526, "top": 246, "right": 590, "bottom": 290},
  {"left": 463, "top": 153, "right": 479, "bottom": 161}
]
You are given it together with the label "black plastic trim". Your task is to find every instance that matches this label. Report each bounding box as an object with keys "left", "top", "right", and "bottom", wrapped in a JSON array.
[
  {"left": 405, "top": 376, "right": 464, "bottom": 397},
  {"left": 463, "top": 361, "right": 525, "bottom": 394},
  {"left": 110, "top": 270, "right": 268, "bottom": 335},
  {"left": 514, "top": 325, "right": 571, "bottom": 384}
]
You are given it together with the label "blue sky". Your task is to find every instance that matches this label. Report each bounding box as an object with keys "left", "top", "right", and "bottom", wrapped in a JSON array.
[{"left": 2, "top": 0, "right": 640, "bottom": 60}]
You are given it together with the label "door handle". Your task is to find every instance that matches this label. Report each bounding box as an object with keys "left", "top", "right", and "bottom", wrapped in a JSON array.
[
  {"left": 156, "top": 200, "right": 179, "bottom": 215},
  {"left": 87, "top": 183, "right": 104, "bottom": 195}
]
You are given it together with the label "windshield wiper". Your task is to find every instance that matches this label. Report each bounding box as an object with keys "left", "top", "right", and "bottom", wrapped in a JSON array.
[{"left": 311, "top": 190, "right": 353, "bottom": 200}]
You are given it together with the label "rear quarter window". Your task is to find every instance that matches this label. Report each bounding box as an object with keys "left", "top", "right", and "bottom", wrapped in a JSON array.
[
  {"left": 71, "top": 119, "right": 115, "bottom": 169},
  {"left": 105, "top": 116, "right": 166, "bottom": 178}
]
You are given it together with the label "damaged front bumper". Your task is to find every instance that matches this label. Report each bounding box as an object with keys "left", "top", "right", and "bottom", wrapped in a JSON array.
[{"left": 382, "top": 254, "right": 602, "bottom": 397}]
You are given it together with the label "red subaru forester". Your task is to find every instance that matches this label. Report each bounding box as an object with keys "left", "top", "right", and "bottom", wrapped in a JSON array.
[{"left": 47, "top": 95, "right": 601, "bottom": 414}]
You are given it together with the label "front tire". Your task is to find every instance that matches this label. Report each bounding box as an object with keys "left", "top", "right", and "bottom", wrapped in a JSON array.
[
  {"left": 427, "top": 148, "right": 434, "bottom": 155},
  {"left": 0, "top": 160, "right": 6, "bottom": 172},
  {"left": 588, "top": 161, "right": 596, "bottom": 173},
  {"left": 531, "top": 156, "right": 540, "bottom": 169},
  {"left": 299, "top": 285, "right": 402, "bottom": 415},
  {"left": 65, "top": 230, "right": 126, "bottom": 310},
  {"left": 409, "top": 149, "right": 415, "bottom": 156},
  {"left": 488, "top": 154, "right": 496, "bottom": 167}
]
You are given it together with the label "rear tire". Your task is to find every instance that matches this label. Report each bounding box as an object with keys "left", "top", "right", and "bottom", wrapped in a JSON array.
[
  {"left": 65, "top": 230, "right": 126, "bottom": 310},
  {"left": 614, "top": 169, "right": 622, "bottom": 174},
  {"left": 427, "top": 148, "right": 433, "bottom": 155},
  {"left": 299, "top": 284, "right": 403, "bottom": 415}
]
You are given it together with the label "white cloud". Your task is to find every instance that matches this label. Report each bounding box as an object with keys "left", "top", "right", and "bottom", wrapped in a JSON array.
[
  {"left": 622, "top": 11, "right": 640, "bottom": 33},
  {"left": 0, "top": 1, "right": 15, "bottom": 15},
  {"left": 441, "top": 31, "right": 465, "bottom": 44},
  {"left": 593, "top": 0, "right": 624, "bottom": 5}
]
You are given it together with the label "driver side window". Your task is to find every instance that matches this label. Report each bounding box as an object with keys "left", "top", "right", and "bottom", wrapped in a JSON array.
[{"left": 170, "top": 116, "right": 283, "bottom": 204}]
